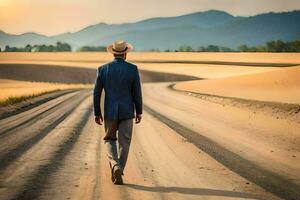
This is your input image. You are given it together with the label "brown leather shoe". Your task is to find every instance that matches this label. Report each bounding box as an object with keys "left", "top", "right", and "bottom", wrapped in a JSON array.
[{"left": 112, "top": 165, "right": 123, "bottom": 185}]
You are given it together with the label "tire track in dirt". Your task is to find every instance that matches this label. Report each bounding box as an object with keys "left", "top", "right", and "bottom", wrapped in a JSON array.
[
  {"left": 0, "top": 91, "right": 90, "bottom": 171},
  {"left": 168, "top": 83, "right": 300, "bottom": 123},
  {"left": 11, "top": 100, "right": 92, "bottom": 200},
  {"left": 0, "top": 91, "right": 84, "bottom": 136},
  {"left": 0, "top": 89, "right": 79, "bottom": 120},
  {"left": 52, "top": 113, "right": 100, "bottom": 200},
  {"left": 144, "top": 105, "right": 300, "bottom": 200}
]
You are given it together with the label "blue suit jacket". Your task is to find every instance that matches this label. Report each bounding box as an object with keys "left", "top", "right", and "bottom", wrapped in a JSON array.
[{"left": 93, "top": 58, "right": 143, "bottom": 120}]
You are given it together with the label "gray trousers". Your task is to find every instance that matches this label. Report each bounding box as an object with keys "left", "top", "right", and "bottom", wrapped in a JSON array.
[{"left": 103, "top": 119, "right": 133, "bottom": 173}]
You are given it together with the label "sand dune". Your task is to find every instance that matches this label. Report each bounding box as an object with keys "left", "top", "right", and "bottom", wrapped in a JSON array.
[
  {"left": 1, "top": 52, "right": 299, "bottom": 104},
  {"left": 0, "top": 63, "right": 197, "bottom": 84},
  {"left": 0, "top": 60, "right": 280, "bottom": 79},
  {"left": 174, "top": 66, "right": 300, "bottom": 104},
  {"left": 137, "top": 63, "right": 281, "bottom": 78},
  {"left": 2, "top": 52, "right": 299, "bottom": 81}
]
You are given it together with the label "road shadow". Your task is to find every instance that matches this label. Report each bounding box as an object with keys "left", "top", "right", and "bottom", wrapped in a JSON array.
[{"left": 124, "top": 184, "right": 264, "bottom": 199}]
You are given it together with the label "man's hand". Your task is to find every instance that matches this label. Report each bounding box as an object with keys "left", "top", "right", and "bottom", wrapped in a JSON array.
[
  {"left": 135, "top": 114, "right": 142, "bottom": 124},
  {"left": 95, "top": 115, "right": 103, "bottom": 125}
]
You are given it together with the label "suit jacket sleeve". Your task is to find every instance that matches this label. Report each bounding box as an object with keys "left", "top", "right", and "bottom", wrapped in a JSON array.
[
  {"left": 133, "top": 66, "right": 143, "bottom": 115},
  {"left": 93, "top": 67, "right": 103, "bottom": 117}
]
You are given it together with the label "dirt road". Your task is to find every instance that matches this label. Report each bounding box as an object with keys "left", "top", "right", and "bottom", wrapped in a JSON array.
[{"left": 0, "top": 83, "right": 299, "bottom": 200}]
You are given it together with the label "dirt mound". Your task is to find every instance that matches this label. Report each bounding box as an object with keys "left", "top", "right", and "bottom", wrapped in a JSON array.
[
  {"left": 0, "top": 63, "right": 198, "bottom": 84},
  {"left": 175, "top": 66, "right": 300, "bottom": 104}
]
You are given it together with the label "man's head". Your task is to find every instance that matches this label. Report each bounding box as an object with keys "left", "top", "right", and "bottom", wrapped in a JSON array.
[{"left": 107, "top": 40, "right": 133, "bottom": 58}]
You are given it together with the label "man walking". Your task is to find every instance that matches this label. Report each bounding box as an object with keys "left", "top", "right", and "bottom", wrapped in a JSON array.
[{"left": 93, "top": 40, "right": 143, "bottom": 185}]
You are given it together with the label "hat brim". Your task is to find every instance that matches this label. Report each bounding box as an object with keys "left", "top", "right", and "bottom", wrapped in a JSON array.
[{"left": 107, "top": 43, "right": 133, "bottom": 54}]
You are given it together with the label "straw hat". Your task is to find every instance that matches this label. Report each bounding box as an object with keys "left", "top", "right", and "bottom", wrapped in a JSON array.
[{"left": 107, "top": 40, "right": 133, "bottom": 54}]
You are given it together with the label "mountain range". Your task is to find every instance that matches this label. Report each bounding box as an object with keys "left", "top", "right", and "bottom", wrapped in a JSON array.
[{"left": 1, "top": 10, "right": 300, "bottom": 51}]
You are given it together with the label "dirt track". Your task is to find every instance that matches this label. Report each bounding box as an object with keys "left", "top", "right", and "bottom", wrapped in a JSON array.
[
  {"left": 0, "top": 82, "right": 299, "bottom": 200},
  {"left": 0, "top": 59, "right": 299, "bottom": 200}
]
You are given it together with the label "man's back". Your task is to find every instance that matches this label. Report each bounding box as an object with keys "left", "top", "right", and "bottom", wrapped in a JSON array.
[{"left": 93, "top": 57, "right": 143, "bottom": 120}]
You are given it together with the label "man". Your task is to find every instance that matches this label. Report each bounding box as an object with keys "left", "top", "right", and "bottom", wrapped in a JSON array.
[{"left": 93, "top": 40, "right": 143, "bottom": 185}]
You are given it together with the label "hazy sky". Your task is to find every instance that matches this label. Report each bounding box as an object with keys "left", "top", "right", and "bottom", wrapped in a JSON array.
[{"left": 1, "top": 0, "right": 300, "bottom": 36}]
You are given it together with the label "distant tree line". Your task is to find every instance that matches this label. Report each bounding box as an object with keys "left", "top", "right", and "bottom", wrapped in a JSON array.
[
  {"left": 168, "top": 45, "right": 234, "bottom": 52},
  {"left": 76, "top": 46, "right": 106, "bottom": 52},
  {"left": 2, "top": 42, "right": 72, "bottom": 52},
  {"left": 1, "top": 39, "right": 300, "bottom": 53},
  {"left": 237, "top": 40, "right": 300, "bottom": 52},
  {"left": 165, "top": 40, "right": 300, "bottom": 52}
]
